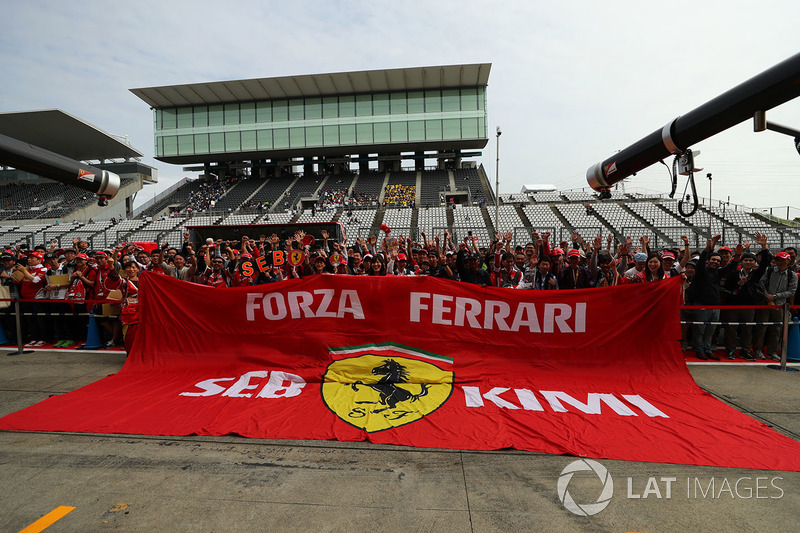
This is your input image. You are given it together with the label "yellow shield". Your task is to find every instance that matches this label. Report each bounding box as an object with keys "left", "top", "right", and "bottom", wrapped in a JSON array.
[{"left": 322, "top": 353, "right": 453, "bottom": 433}]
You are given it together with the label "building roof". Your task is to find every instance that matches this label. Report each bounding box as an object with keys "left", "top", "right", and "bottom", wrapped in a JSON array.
[
  {"left": 0, "top": 109, "right": 143, "bottom": 161},
  {"left": 130, "top": 64, "right": 492, "bottom": 108}
]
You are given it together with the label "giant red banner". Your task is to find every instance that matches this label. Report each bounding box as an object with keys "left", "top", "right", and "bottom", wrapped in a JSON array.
[{"left": 2, "top": 273, "right": 799, "bottom": 471}]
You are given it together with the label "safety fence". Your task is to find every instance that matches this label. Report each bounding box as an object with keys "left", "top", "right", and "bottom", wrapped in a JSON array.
[
  {"left": 0, "top": 296, "right": 125, "bottom": 356},
  {"left": 681, "top": 303, "right": 799, "bottom": 371}
]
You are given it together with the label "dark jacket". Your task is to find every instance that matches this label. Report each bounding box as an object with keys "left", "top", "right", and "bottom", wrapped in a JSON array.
[
  {"left": 723, "top": 251, "right": 771, "bottom": 305},
  {"left": 693, "top": 249, "right": 738, "bottom": 305}
]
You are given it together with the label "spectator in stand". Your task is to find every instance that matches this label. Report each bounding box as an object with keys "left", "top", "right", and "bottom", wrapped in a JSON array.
[
  {"left": 368, "top": 255, "right": 387, "bottom": 276},
  {"left": 390, "top": 252, "right": 415, "bottom": 276},
  {"left": 157, "top": 247, "right": 197, "bottom": 281},
  {"left": 692, "top": 236, "right": 742, "bottom": 360},
  {"left": 680, "top": 260, "right": 697, "bottom": 352},
  {"left": 494, "top": 252, "right": 523, "bottom": 288},
  {"left": 0, "top": 251, "right": 20, "bottom": 343},
  {"left": 64, "top": 253, "right": 96, "bottom": 347},
  {"left": 14, "top": 251, "right": 49, "bottom": 346},
  {"left": 456, "top": 248, "right": 491, "bottom": 286},
  {"left": 199, "top": 249, "right": 233, "bottom": 288},
  {"left": 633, "top": 253, "right": 669, "bottom": 282},
  {"left": 723, "top": 234, "right": 771, "bottom": 360},
  {"left": 92, "top": 252, "right": 124, "bottom": 347},
  {"left": 558, "top": 249, "right": 593, "bottom": 289},
  {"left": 518, "top": 256, "right": 559, "bottom": 290},
  {"left": 753, "top": 250, "right": 798, "bottom": 361}
]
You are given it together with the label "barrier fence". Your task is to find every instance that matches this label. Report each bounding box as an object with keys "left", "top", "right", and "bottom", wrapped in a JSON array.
[{"left": 1, "top": 296, "right": 123, "bottom": 356}]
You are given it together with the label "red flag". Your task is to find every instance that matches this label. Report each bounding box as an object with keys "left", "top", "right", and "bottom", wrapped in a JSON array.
[{"left": 2, "top": 274, "right": 799, "bottom": 471}]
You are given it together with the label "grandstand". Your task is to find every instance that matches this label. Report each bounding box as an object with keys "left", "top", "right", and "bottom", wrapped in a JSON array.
[
  {"left": 1, "top": 178, "right": 798, "bottom": 252},
  {"left": 1, "top": 68, "right": 797, "bottom": 254}
]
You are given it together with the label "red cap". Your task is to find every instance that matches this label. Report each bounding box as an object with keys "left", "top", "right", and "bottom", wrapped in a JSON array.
[
  {"left": 775, "top": 251, "right": 791, "bottom": 260},
  {"left": 662, "top": 251, "right": 676, "bottom": 260},
  {"left": 397, "top": 253, "right": 408, "bottom": 261},
  {"left": 553, "top": 247, "right": 564, "bottom": 255},
  {"left": 240, "top": 252, "right": 252, "bottom": 259},
  {"left": 93, "top": 251, "right": 108, "bottom": 257},
  {"left": 718, "top": 246, "right": 732, "bottom": 253},
  {"left": 75, "top": 253, "right": 89, "bottom": 260},
  {"left": 27, "top": 251, "right": 44, "bottom": 260},
  {"left": 567, "top": 249, "right": 581, "bottom": 258}
]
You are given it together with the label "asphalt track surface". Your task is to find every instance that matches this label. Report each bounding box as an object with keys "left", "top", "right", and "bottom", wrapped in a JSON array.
[{"left": 1, "top": 349, "right": 799, "bottom": 532}]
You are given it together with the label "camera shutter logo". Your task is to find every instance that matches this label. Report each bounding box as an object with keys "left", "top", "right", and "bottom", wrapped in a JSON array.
[{"left": 557, "top": 459, "right": 614, "bottom": 516}]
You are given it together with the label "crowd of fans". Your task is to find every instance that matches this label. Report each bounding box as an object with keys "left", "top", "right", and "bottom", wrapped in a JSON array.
[
  {"left": 0, "top": 227, "right": 797, "bottom": 359},
  {"left": 185, "top": 176, "right": 238, "bottom": 212},
  {"left": 383, "top": 184, "right": 415, "bottom": 207}
]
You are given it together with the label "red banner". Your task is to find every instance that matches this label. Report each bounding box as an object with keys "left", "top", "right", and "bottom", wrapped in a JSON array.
[{"left": 2, "top": 273, "right": 800, "bottom": 471}]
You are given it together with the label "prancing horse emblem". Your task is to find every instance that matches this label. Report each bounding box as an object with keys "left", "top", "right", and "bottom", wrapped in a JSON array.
[
  {"left": 321, "top": 348, "right": 454, "bottom": 433},
  {"left": 351, "top": 359, "right": 429, "bottom": 413}
]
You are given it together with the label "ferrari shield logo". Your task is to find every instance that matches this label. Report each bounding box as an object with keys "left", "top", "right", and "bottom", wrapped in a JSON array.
[{"left": 322, "top": 344, "right": 454, "bottom": 433}]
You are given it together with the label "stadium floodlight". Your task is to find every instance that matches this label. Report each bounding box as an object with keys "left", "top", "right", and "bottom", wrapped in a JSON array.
[
  {"left": 0, "top": 132, "right": 119, "bottom": 206},
  {"left": 586, "top": 51, "right": 800, "bottom": 195}
]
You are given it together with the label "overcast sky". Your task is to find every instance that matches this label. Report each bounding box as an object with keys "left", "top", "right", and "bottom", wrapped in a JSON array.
[{"left": 2, "top": 0, "right": 799, "bottom": 214}]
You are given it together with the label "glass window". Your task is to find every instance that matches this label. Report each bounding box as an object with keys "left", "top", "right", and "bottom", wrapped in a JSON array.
[
  {"left": 461, "top": 117, "right": 479, "bottom": 139},
  {"left": 408, "top": 120, "right": 425, "bottom": 141},
  {"left": 224, "top": 104, "right": 240, "bottom": 125},
  {"left": 373, "top": 93, "right": 390, "bottom": 116},
  {"left": 426, "top": 120, "right": 442, "bottom": 140},
  {"left": 322, "top": 97, "right": 338, "bottom": 118},
  {"left": 305, "top": 98, "right": 322, "bottom": 119},
  {"left": 272, "top": 100, "right": 288, "bottom": 122},
  {"left": 161, "top": 109, "right": 177, "bottom": 130},
  {"left": 289, "top": 100, "right": 304, "bottom": 121},
  {"left": 194, "top": 133, "right": 209, "bottom": 154},
  {"left": 356, "top": 94, "right": 372, "bottom": 116},
  {"left": 339, "top": 124, "right": 356, "bottom": 144},
  {"left": 256, "top": 102, "right": 272, "bottom": 123},
  {"left": 163, "top": 135, "right": 178, "bottom": 155},
  {"left": 209, "top": 133, "right": 225, "bottom": 153},
  {"left": 390, "top": 93, "right": 407, "bottom": 115},
  {"left": 323, "top": 125, "right": 339, "bottom": 145},
  {"left": 477, "top": 87, "right": 486, "bottom": 110},
  {"left": 306, "top": 126, "right": 322, "bottom": 147},
  {"left": 442, "top": 89, "right": 460, "bottom": 112},
  {"left": 339, "top": 95, "right": 355, "bottom": 117},
  {"left": 461, "top": 88, "right": 479, "bottom": 111},
  {"left": 478, "top": 116, "right": 486, "bottom": 137},
  {"left": 273, "top": 128, "right": 289, "bottom": 148},
  {"left": 443, "top": 119, "right": 461, "bottom": 139},
  {"left": 194, "top": 106, "right": 209, "bottom": 127},
  {"left": 407, "top": 91, "right": 424, "bottom": 114},
  {"left": 178, "top": 135, "right": 193, "bottom": 155},
  {"left": 241, "top": 130, "right": 257, "bottom": 151},
  {"left": 390, "top": 121, "right": 407, "bottom": 142},
  {"left": 289, "top": 127, "right": 305, "bottom": 147},
  {"left": 208, "top": 105, "right": 224, "bottom": 126},
  {"left": 257, "top": 129, "right": 273, "bottom": 150},
  {"left": 240, "top": 102, "right": 256, "bottom": 124},
  {"left": 177, "top": 108, "right": 193, "bottom": 128},
  {"left": 374, "top": 122, "right": 390, "bottom": 143},
  {"left": 356, "top": 123, "right": 373, "bottom": 144},
  {"left": 424, "top": 90, "right": 441, "bottom": 112},
  {"left": 156, "top": 137, "right": 163, "bottom": 157},
  {"left": 225, "top": 131, "right": 241, "bottom": 151}
]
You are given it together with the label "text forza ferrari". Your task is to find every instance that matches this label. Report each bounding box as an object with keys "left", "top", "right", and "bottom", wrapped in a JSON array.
[{"left": 244, "top": 290, "right": 587, "bottom": 333}]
